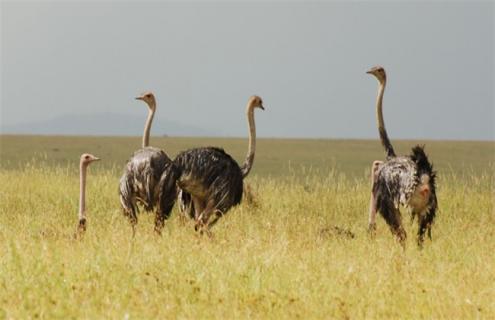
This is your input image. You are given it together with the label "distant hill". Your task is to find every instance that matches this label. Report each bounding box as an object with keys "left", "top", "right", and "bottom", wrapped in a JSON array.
[{"left": 1, "top": 112, "right": 219, "bottom": 137}]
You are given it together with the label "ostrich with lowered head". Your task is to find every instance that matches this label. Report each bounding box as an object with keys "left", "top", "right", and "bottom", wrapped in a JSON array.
[
  {"left": 163, "top": 95, "right": 265, "bottom": 235},
  {"left": 366, "top": 66, "right": 437, "bottom": 247},
  {"left": 119, "top": 92, "right": 176, "bottom": 235},
  {"left": 76, "top": 153, "right": 100, "bottom": 235}
]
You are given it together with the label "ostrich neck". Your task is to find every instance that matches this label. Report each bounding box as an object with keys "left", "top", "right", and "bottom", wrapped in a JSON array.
[
  {"left": 79, "top": 162, "right": 87, "bottom": 220},
  {"left": 375, "top": 79, "right": 396, "bottom": 158},
  {"left": 376, "top": 80, "right": 386, "bottom": 133},
  {"left": 241, "top": 104, "right": 256, "bottom": 178},
  {"left": 142, "top": 105, "right": 155, "bottom": 148}
]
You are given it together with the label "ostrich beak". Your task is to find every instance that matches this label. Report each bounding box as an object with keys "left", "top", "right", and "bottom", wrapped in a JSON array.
[
  {"left": 260, "top": 105, "right": 265, "bottom": 110},
  {"left": 93, "top": 157, "right": 101, "bottom": 161},
  {"left": 135, "top": 96, "right": 143, "bottom": 100},
  {"left": 366, "top": 70, "right": 373, "bottom": 74}
]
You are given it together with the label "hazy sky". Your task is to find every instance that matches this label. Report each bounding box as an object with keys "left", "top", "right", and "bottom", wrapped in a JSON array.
[{"left": 1, "top": 1, "right": 493, "bottom": 140}]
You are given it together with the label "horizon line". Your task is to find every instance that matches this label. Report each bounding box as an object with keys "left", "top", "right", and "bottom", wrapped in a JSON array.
[{"left": 0, "top": 133, "right": 493, "bottom": 143}]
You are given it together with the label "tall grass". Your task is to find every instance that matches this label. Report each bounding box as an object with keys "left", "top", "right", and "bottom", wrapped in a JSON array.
[{"left": 0, "top": 164, "right": 493, "bottom": 319}]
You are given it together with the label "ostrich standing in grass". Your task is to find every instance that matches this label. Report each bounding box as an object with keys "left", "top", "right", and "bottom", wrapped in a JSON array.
[
  {"left": 367, "top": 66, "right": 437, "bottom": 247},
  {"left": 163, "top": 95, "right": 265, "bottom": 235},
  {"left": 77, "top": 153, "right": 100, "bottom": 235},
  {"left": 119, "top": 92, "right": 175, "bottom": 235}
]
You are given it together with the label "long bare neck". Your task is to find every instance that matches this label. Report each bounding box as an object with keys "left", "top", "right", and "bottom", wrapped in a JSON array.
[
  {"left": 376, "top": 80, "right": 396, "bottom": 159},
  {"left": 142, "top": 105, "right": 155, "bottom": 148},
  {"left": 241, "top": 103, "right": 256, "bottom": 178},
  {"left": 78, "top": 162, "right": 87, "bottom": 221}
]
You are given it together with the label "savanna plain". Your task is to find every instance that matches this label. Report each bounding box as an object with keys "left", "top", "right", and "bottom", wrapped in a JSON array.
[{"left": 0, "top": 135, "right": 494, "bottom": 319}]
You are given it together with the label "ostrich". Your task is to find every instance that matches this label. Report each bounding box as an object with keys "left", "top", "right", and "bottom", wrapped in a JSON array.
[
  {"left": 367, "top": 66, "right": 437, "bottom": 247},
  {"left": 118, "top": 92, "right": 175, "bottom": 235},
  {"left": 162, "top": 95, "right": 265, "bottom": 235},
  {"left": 76, "top": 153, "right": 100, "bottom": 235}
]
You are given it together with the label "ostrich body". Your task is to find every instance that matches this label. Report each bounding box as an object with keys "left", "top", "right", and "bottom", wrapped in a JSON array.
[
  {"left": 77, "top": 153, "right": 100, "bottom": 234},
  {"left": 164, "top": 96, "right": 264, "bottom": 234},
  {"left": 118, "top": 92, "right": 175, "bottom": 234},
  {"left": 367, "top": 66, "right": 437, "bottom": 246}
]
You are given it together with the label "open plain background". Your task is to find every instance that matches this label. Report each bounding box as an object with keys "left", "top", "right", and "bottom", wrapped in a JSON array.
[{"left": 2, "top": 1, "right": 494, "bottom": 318}]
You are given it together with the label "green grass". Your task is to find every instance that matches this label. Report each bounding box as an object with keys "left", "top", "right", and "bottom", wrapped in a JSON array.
[{"left": 0, "top": 135, "right": 494, "bottom": 318}]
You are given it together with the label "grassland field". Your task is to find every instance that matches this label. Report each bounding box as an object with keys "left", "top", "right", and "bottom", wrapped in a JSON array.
[{"left": 0, "top": 135, "right": 494, "bottom": 319}]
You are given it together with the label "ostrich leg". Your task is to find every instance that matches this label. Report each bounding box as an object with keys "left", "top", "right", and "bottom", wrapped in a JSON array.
[
  {"left": 368, "top": 160, "right": 383, "bottom": 235},
  {"left": 195, "top": 200, "right": 217, "bottom": 237}
]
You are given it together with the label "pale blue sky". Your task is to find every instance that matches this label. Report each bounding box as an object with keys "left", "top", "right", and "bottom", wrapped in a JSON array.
[{"left": 1, "top": 1, "right": 493, "bottom": 140}]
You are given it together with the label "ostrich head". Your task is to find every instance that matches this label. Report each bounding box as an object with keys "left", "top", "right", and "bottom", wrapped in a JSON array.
[
  {"left": 135, "top": 92, "right": 156, "bottom": 110},
  {"left": 366, "top": 66, "right": 387, "bottom": 83},
  {"left": 249, "top": 95, "right": 265, "bottom": 110},
  {"left": 80, "top": 153, "right": 100, "bottom": 167}
]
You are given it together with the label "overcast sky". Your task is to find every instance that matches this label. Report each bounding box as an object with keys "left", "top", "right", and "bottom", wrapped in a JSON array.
[{"left": 1, "top": 1, "right": 493, "bottom": 140}]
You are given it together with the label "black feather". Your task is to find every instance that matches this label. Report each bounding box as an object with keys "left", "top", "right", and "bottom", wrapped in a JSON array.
[
  {"left": 410, "top": 145, "right": 436, "bottom": 189},
  {"left": 173, "top": 147, "right": 243, "bottom": 213},
  {"left": 161, "top": 147, "right": 244, "bottom": 226}
]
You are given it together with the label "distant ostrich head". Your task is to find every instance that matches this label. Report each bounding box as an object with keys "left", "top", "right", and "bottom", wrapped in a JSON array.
[
  {"left": 249, "top": 95, "right": 265, "bottom": 110},
  {"left": 135, "top": 92, "right": 156, "bottom": 109},
  {"left": 366, "top": 66, "right": 387, "bottom": 83},
  {"left": 80, "top": 153, "right": 100, "bottom": 166}
]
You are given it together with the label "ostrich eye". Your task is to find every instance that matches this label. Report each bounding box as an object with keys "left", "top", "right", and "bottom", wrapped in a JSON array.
[{"left": 85, "top": 156, "right": 90, "bottom": 159}]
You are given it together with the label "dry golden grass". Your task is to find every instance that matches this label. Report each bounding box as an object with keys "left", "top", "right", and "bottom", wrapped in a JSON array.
[{"left": 0, "top": 159, "right": 493, "bottom": 318}]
